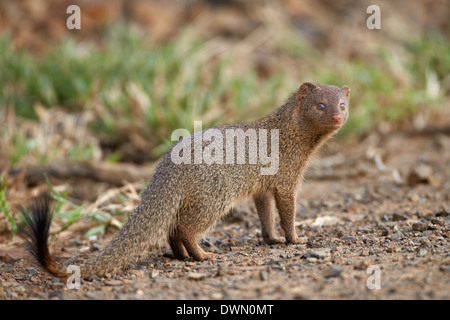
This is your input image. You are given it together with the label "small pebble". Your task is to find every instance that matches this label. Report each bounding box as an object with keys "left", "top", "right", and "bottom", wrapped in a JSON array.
[
  {"left": 390, "top": 231, "right": 404, "bottom": 240},
  {"left": 86, "top": 275, "right": 100, "bottom": 282},
  {"left": 104, "top": 280, "right": 123, "bottom": 286},
  {"left": 135, "top": 289, "right": 144, "bottom": 296},
  {"left": 187, "top": 272, "right": 208, "bottom": 280},
  {"left": 302, "top": 249, "right": 330, "bottom": 260},
  {"left": 150, "top": 269, "right": 159, "bottom": 279},
  {"left": 216, "top": 263, "right": 228, "bottom": 277},
  {"left": 417, "top": 248, "right": 428, "bottom": 257},
  {"left": 211, "top": 292, "right": 223, "bottom": 299},
  {"left": 91, "top": 243, "right": 103, "bottom": 251},
  {"left": 323, "top": 265, "right": 343, "bottom": 278},
  {"left": 412, "top": 222, "right": 427, "bottom": 231},
  {"left": 393, "top": 212, "right": 408, "bottom": 221}
]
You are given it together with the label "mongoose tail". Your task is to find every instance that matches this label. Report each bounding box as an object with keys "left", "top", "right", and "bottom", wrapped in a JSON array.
[
  {"left": 21, "top": 192, "right": 69, "bottom": 279},
  {"left": 21, "top": 174, "right": 183, "bottom": 279}
]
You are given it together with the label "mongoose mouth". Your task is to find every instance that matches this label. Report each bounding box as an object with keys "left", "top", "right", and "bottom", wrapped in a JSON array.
[{"left": 322, "top": 122, "right": 345, "bottom": 129}]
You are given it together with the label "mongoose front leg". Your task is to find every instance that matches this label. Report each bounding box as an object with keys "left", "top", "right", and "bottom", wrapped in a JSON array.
[
  {"left": 274, "top": 190, "right": 300, "bottom": 244},
  {"left": 253, "top": 193, "right": 285, "bottom": 245}
]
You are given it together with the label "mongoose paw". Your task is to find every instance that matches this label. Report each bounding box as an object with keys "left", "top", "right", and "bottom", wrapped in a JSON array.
[
  {"left": 193, "top": 251, "right": 216, "bottom": 261},
  {"left": 164, "top": 251, "right": 189, "bottom": 261},
  {"left": 263, "top": 236, "right": 286, "bottom": 245},
  {"left": 285, "top": 236, "right": 304, "bottom": 245}
]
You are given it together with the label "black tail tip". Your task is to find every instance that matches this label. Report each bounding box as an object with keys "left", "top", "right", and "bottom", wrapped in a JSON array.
[{"left": 20, "top": 191, "right": 54, "bottom": 267}]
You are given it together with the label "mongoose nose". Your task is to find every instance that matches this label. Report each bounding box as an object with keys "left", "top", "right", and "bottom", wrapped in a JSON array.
[{"left": 331, "top": 114, "right": 343, "bottom": 122}]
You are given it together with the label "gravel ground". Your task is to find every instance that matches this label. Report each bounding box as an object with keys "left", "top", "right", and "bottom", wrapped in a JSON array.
[{"left": 1, "top": 132, "right": 449, "bottom": 300}]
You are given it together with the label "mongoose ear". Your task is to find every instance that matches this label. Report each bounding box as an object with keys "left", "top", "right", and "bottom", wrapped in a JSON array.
[
  {"left": 341, "top": 85, "right": 350, "bottom": 103},
  {"left": 296, "top": 82, "right": 317, "bottom": 103}
]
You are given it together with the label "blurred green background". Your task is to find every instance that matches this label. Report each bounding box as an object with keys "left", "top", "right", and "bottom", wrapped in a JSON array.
[{"left": 0, "top": 0, "right": 449, "bottom": 166}]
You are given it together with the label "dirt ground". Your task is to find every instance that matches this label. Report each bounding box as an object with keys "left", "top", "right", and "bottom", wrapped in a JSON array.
[{"left": 0, "top": 129, "right": 449, "bottom": 300}]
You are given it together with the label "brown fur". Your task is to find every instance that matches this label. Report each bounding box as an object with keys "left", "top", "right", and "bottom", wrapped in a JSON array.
[{"left": 22, "top": 82, "right": 350, "bottom": 278}]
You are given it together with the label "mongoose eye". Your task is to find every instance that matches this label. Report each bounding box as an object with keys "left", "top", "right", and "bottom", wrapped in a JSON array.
[
  {"left": 340, "top": 103, "right": 346, "bottom": 111},
  {"left": 318, "top": 103, "right": 326, "bottom": 110}
]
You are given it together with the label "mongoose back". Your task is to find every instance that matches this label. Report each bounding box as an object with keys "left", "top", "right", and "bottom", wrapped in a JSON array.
[{"left": 21, "top": 82, "right": 350, "bottom": 279}]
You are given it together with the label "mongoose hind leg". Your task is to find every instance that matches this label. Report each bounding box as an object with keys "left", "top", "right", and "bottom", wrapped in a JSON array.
[
  {"left": 177, "top": 225, "right": 214, "bottom": 261},
  {"left": 169, "top": 229, "right": 189, "bottom": 260},
  {"left": 253, "top": 193, "right": 285, "bottom": 245}
]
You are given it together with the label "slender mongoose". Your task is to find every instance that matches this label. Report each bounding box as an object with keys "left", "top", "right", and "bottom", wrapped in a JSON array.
[{"left": 21, "top": 82, "right": 350, "bottom": 279}]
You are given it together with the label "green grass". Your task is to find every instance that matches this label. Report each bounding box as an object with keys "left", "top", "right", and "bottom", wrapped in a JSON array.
[
  {"left": 44, "top": 176, "right": 125, "bottom": 238},
  {"left": 0, "top": 172, "right": 133, "bottom": 239},
  {"left": 0, "top": 184, "right": 17, "bottom": 237},
  {"left": 0, "top": 24, "right": 448, "bottom": 163}
]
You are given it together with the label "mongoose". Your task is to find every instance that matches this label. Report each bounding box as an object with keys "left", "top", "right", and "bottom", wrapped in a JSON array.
[{"left": 21, "top": 82, "right": 350, "bottom": 279}]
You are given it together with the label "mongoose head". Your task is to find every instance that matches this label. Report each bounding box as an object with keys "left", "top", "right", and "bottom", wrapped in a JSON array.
[{"left": 294, "top": 82, "right": 350, "bottom": 134}]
